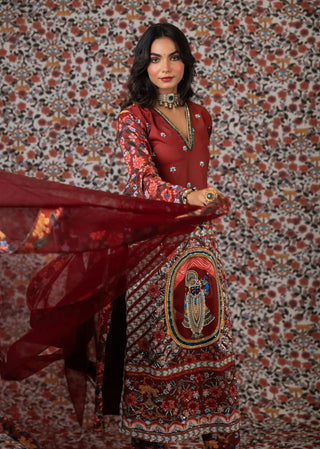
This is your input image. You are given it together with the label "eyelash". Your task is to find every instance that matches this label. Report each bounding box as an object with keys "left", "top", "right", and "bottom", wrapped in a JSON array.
[{"left": 150, "top": 54, "right": 181, "bottom": 63}]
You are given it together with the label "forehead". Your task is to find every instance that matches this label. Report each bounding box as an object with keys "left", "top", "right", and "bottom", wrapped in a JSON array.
[{"left": 150, "top": 37, "right": 178, "bottom": 54}]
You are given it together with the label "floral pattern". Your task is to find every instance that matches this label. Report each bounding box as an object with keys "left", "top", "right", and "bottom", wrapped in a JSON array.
[
  {"left": 120, "top": 226, "right": 239, "bottom": 443},
  {"left": 0, "top": 0, "right": 319, "bottom": 448}
]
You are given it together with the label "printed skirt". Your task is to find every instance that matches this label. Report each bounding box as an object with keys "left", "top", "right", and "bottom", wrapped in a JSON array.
[{"left": 119, "top": 223, "right": 240, "bottom": 443}]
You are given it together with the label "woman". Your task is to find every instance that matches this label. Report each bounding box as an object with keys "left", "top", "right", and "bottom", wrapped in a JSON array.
[{"left": 116, "top": 23, "right": 240, "bottom": 449}]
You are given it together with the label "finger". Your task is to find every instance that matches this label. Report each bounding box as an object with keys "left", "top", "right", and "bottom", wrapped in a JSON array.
[{"left": 205, "top": 189, "right": 218, "bottom": 202}]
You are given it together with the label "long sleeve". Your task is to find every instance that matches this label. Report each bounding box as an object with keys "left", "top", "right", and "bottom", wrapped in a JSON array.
[{"left": 117, "top": 110, "right": 184, "bottom": 203}]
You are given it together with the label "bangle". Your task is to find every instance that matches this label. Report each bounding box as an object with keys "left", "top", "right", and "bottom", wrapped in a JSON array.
[{"left": 181, "top": 187, "right": 196, "bottom": 205}]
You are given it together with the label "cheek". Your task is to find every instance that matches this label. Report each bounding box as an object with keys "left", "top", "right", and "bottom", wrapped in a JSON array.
[
  {"left": 147, "top": 65, "right": 157, "bottom": 80},
  {"left": 175, "top": 62, "right": 185, "bottom": 78},
  {"left": 178, "top": 62, "right": 185, "bottom": 74}
]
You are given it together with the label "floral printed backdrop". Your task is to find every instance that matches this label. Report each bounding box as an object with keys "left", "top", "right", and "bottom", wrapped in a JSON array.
[{"left": 0, "top": 0, "right": 319, "bottom": 448}]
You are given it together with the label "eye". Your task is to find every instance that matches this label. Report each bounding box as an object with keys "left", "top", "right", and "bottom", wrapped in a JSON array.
[
  {"left": 171, "top": 53, "right": 181, "bottom": 61},
  {"left": 150, "top": 56, "right": 160, "bottom": 63}
]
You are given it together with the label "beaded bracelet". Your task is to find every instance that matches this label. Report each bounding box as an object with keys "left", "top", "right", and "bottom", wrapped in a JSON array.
[{"left": 181, "top": 187, "right": 196, "bottom": 205}]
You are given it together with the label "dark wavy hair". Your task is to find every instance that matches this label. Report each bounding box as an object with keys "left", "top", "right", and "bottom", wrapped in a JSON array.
[{"left": 121, "top": 23, "right": 195, "bottom": 108}]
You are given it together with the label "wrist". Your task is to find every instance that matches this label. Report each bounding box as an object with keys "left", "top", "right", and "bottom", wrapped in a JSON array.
[{"left": 181, "top": 187, "right": 196, "bottom": 205}]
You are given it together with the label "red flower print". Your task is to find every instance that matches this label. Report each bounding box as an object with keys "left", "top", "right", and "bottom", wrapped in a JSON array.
[
  {"left": 153, "top": 329, "right": 165, "bottom": 342},
  {"left": 180, "top": 389, "right": 193, "bottom": 404},
  {"left": 186, "top": 400, "right": 199, "bottom": 414},
  {"left": 161, "top": 399, "right": 175, "bottom": 413},
  {"left": 126, "top": 393, "right": 138, "bottom": 408},
  {"left": 147, "top": 283, "right": 160, "bottom": 298}
]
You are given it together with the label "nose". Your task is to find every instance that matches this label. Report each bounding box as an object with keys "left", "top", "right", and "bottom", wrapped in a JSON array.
[{"left": 161, "top": 58, "right": 171, "bottom": 73}]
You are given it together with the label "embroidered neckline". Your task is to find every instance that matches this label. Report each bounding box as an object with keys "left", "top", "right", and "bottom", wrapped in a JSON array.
[{"left": 154, "top": 104, "right": 194, "bottom": 151}]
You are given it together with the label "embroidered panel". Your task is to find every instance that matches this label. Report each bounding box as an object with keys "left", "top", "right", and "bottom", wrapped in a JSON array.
[{"left": 165, "top": 247, "right": 224, "bottom": 349}]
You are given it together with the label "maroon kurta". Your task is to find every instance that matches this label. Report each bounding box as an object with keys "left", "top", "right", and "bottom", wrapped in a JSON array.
[{"left": 118, "top": 101, "right": 212, "bottom": 202}]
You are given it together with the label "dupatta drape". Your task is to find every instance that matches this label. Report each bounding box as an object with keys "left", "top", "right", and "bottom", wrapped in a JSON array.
[{"left": 0, "top": 170, "right": 230, "bottom": 423}]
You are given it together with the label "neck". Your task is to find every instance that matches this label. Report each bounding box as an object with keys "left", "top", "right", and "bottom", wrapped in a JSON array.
[{"left": 157, "top": 92, "right": 184, "bottom": 109}]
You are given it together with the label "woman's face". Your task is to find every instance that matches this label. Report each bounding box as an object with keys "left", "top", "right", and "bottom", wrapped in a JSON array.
[{"left": 147, "top": 37, "right": 185, "bottom": 95}]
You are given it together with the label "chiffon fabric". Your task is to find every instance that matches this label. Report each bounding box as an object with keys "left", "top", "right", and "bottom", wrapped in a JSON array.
[{"left": 0, "top": 169, "right": 230, "bottom": 425}]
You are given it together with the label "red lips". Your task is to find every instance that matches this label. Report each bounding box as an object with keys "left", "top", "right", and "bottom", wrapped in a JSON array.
[{"left": 160, "top": 77, "right": 173, "bottom": 82}]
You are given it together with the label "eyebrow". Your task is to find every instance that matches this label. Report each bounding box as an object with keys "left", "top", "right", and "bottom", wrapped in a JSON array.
[{"left": 150, "top": 50, "right": 180, "bottom": 57}]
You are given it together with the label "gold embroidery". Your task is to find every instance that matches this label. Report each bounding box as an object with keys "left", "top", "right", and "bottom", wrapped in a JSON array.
[
  {"left": 182, "top": 269, "right": 215, "bottom": 338},
  {"left": 154, "top": 104, "right": 194, "bottom": 150}
]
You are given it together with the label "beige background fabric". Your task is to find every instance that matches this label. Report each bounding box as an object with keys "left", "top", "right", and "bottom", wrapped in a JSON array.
[{"left": 0, "top": 1, "right": 319, "bottom": 448}]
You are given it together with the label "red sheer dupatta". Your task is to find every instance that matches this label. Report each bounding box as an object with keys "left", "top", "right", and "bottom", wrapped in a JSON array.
[{"left": 0, "top": 170, "right": 230, "bottom": 423}]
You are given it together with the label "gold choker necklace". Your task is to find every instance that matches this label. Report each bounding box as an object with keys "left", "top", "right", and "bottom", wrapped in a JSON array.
[{"left": 157, "top": 93, "right": 183, "bottom": 109}]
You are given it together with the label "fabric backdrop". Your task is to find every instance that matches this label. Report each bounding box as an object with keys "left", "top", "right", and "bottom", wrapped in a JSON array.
[{"left": 0, "top": 0, "right": 319, "bottom": 448}]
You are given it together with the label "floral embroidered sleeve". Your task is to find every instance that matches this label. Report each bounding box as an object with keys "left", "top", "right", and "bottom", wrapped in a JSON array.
[{"left": 117, "top": 110, "right": 184, "bottom": 203}]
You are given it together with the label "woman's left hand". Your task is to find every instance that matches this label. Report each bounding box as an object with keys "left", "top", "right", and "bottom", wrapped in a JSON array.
[{"left": 185, "top": 187, "right": 219, "bottom": 207}]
